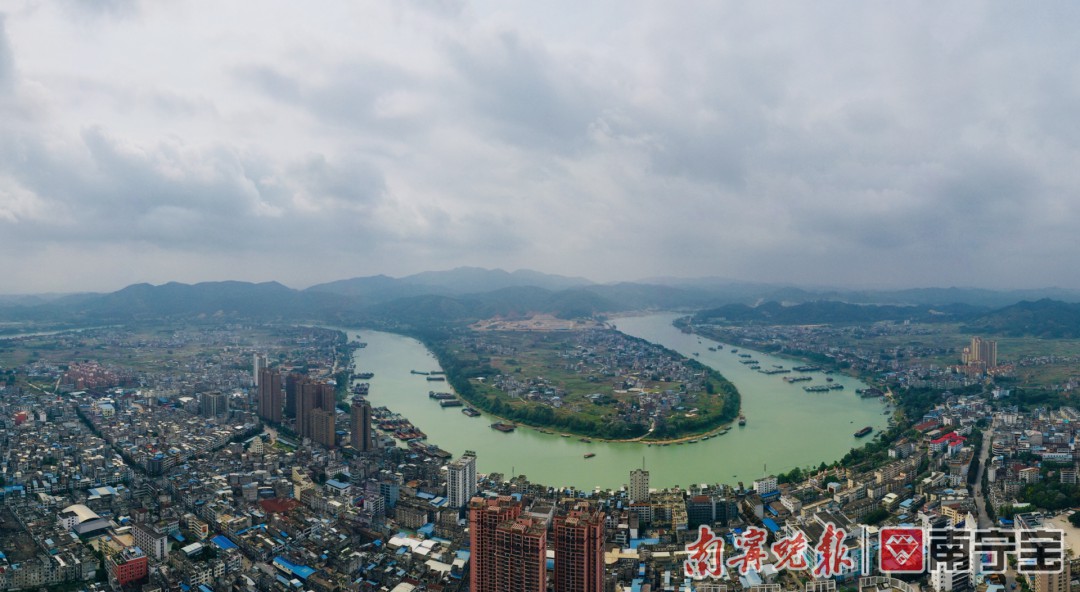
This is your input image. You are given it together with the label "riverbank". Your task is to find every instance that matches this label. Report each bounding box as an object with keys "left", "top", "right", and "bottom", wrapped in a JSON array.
[
  {"left": 451, "top": 405, "right": 741, "bottom": 445},
  {"left": 679, "top": 319, "right": 890, "bottom": 394}
]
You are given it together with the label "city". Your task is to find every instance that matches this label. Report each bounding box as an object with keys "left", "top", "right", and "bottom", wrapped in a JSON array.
[{"left": 1, "top": 316, "right": 1079, "bottom": 592}]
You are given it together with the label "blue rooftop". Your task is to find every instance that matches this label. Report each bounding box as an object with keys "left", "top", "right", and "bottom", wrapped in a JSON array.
[
  {"left": 211, "top": 535, "right": 237, "bottom": 550},
  {"left": 629, "top": 538, "right": 660, "bottom": 549},
  {"left": 273, "top": 556, "right": 315, "bottom": 580}
]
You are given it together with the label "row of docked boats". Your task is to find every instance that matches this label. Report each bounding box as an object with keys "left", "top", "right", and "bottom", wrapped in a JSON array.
[{"left": 803, "top": 384, "right": 845, "bottom": 392}]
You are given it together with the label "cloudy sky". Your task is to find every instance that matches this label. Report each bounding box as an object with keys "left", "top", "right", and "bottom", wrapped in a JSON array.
[{"left": 1, "top": 1, "right": 1078, "bottom": 293}]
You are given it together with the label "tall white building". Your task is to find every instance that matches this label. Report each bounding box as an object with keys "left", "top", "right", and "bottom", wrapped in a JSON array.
[
  {"left": 253, "top": 354, "right": 267, "bottom": 387},
  {"left": 447, "top": 450, "right": 477, "bottom": 508},
  {"left": 629, "top": 468, "right": 650, "bottom": 503}
]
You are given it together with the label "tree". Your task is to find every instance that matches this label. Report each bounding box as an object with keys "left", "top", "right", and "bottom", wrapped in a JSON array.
[{"left": 863, "top": 508, "right": 890, "bottom": 525}]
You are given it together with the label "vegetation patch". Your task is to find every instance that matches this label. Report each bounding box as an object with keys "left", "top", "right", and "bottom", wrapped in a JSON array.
[{"left": 421, "top": 327, "right": 739, "bottom": 440}]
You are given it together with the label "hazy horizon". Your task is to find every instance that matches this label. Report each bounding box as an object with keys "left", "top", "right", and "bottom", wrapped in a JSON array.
[
  {"left": 2, "top": 2, "right": 1079, "bottom": 293},
  {"left": 1, "top": 265, "right": 1079, "bottom": 298}
]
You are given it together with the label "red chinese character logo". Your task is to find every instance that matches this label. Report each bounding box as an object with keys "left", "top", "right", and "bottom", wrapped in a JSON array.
[
  {"left": 880, "top": 527, "right": 925, "bottom": 573},
  {"left": 685, "top": 525, "right": 725, "bottom": 579},
  {"left": 771, "top": 530, "right": 810, "bottom": 571},
  {"left": 727, "top": 526, "right": 768, "bottom": 575},
  {"left": 814, "top": 522, "right": 854, "bottom": 578}
]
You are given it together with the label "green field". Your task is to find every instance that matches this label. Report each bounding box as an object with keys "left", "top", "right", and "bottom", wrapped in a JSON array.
[{"left": 0, "top": 325, "right": 268, "bottom": 371}]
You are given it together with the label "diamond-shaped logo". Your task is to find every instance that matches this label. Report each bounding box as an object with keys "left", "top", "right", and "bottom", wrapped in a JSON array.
[{"left": 880, "top": 528, "right": 925, "bottom": 573}]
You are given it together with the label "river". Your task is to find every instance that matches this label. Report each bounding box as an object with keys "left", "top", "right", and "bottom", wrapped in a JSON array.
[
  {"left": 345, "top": 313, "right": 889, "bottom": 490},
  {"left": 0, "top": 326, "right": 118, "bottom": 340}
]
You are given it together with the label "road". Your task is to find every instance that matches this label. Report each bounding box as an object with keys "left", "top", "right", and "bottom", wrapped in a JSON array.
[
  {"left": 972, "top": 420, "right": 1022, "bottom": 591},
  {"left": 972, "top": 419, "right": 994, "bottom": 529}
]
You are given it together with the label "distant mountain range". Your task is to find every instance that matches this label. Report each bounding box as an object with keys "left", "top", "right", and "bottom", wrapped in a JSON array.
[
  {"left": 692, "top": 300, "right": 983, "bottom": 325},
  {"left": 3, "top": 267, "right": 1080, "bottom": 337},
  {"left": 306, "top": 267, "right": 594, "bottom": 303}
]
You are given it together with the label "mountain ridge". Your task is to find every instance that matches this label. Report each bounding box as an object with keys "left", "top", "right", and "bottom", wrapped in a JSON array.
[{"left": 2, "top": 269, "right": 1080, "bottom": 337}]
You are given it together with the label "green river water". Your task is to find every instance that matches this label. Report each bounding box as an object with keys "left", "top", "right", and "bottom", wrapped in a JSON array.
[{"left": 345, "top": 313, "right": 890, "bottom": 490}]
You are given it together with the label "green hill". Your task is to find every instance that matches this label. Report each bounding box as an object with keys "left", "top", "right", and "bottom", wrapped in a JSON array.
[{"left": 965, "top": 299, "right": 1080, "bottom": 338}]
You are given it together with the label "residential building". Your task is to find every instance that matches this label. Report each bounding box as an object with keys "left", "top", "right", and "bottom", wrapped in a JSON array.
[
  {"left": 469, "top": 496, "right": 523, "bottom": 592},
  {"left": 491, "top": 517, "right": 547, "bottom": 592},
  {"left": 199, "top": 390, "right": 228, "bottom": 418},
  {"left": 447, "top": 451, "right": 477, "bottom": 509},
  {"left": 133, "top": 522, "right": 169, "bottom": 561},
  {"left": 629, "top": 468, "right": 649, "bottom": 503},
  {"left": 1033, "top": 560, "right": 1070, "bottom": 592},
  {"left": 107, "top": 546, "right": 148, "bottom": 587},
  {"left": 297, "top": 380, "right": 335, "bottom": 439},
  {"left": 553, "top": 504, "right": 604, "bottom": 592},
  {"left": 253, "top": 353, "right": 267, "bottom": 387},
  {"left": 284, "top": 372, "right": 302, "bottom": 419},
  {"left": 962, "top": 337, "right": 998, "bottom": 369},
  {"left": 257, "top": 368, "right": 283, "bottom": 424},
  {"left": 351, "top": 397, "right": 373, "bottom": 452},
  {"left": 311, "top": 407, "right": 336, "bottom": 449},
  {"left": 753, "top": 475, "right": 778, "bottom": 496}
]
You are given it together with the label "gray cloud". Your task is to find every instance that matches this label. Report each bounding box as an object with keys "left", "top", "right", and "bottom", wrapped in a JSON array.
[
  {"left": 446, "top": 31, "right": 599, "bottom": 151},
  {"left": 1, "top": 1, "right": 1079, "bottom": 292},
  {"left": 0, "top": 15, "right": 13, "bottom": 94}
]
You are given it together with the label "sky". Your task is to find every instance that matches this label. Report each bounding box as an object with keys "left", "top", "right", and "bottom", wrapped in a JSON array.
[{"left": 1, "top": 1, "right": 1079, "bottom": 294}]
